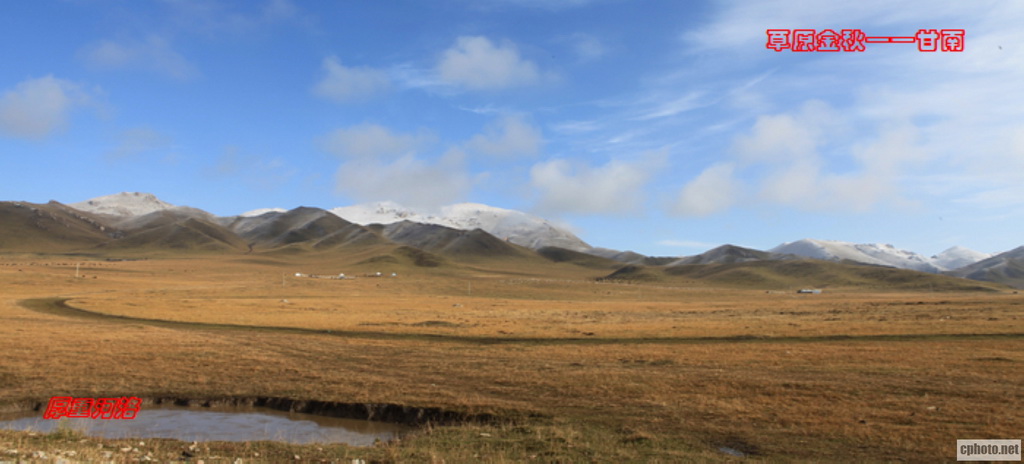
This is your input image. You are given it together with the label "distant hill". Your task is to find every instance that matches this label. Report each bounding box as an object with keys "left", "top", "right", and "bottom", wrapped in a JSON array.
[
  {"left": 933, "top": 246, "right": 993, "bottom": 270},
  {"left": 0, "top": 201, "right": 119, "bottom": 251},
  {"left": 100, "top": 217, "right": 247, "bottom": 252},
  {"left": 222, "top": 207, "right": 382, "bottom": 250},
  {"left": 671, "top": 244, "right": 793, "bottom": 265},
  {"left": 601, "top": 259, "right": 1009, "bottom": 292},
  {"left": 331, "top": 201, "right": 592, "bottom": 252},
  {"left": 2, "top": 192, "right": 1018, "bottom": 290},
  {"left": 381, "top": 221, "right": 533, "bottom": 259},
  {"left": 771, "top": 239, "right": 944, "bottom": 273},
  {"left": 537, "top": 246, "right": 622, "bottom": 269},
  {"left": 949, "top": 246, "right": 1024, "bottom": 289},
  {"left": 356, "top": 245, "right": 447, "bottom": 268},
  {"left": 70, "top": 192, "right": 178, "bottom": 217}
]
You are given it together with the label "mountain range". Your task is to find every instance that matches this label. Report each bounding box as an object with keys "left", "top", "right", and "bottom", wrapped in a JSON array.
[{"left": 1, "top": 192, "right": 1019, "bottom": 289}]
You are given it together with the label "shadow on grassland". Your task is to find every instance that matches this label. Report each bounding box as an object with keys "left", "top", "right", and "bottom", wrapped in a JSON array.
[{"left": 18, "top": 297, "right": 1024, "bottom": 346}]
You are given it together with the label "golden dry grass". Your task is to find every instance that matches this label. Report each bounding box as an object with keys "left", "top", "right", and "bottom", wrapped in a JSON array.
[{"left": 0, "top": 253, "right": 1022, "bottom": 462}]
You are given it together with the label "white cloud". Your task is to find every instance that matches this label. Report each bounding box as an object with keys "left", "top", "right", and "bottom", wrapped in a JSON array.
[
  {"left": 727, "top": 104, "right": 931, "bottom": 213},
  {"left": 530, "top": 155, "right": 659, "bottom": 215},
  {"left": 106, "top": 127, "right": 173, "bottom": 160},
  {"left": 437, "top": 36, "right": 542, "bottom": 90},
  {"left": 161, "top": 0, "right": 311, "bottom": 35},
  {"left": 465, "top": 115, "right": 544, "bottom": 158},
  {"left": 313, "top": 56, "right": 390, "bottom": 103},
  {"left": 319, "top": 124, "right": 433, "bottom": 159},
  {"left": 563, "top": 33, "right": 606, "bottom": 62},
  {"left": 674, "top": 162, "right": 740, "bottom": 217},
  {"left": 261, "top": 0, "right": 299, "bottom": 21},
  {"left": 474, "top": 0, "right": 595, "bottom": 9},
  {"left": 550, "top": 119, "right": 602, "bottom": 134},
  {"left": 634, "top": 92, "right": 706, "bottom": 121},
  {"left": 757, "top": 159, "right": 821, "bottom": 206},
  {"left": 208, "top": 146, "right": 298, "bottom": 190},
  {"left": 335, "top": 151, "right": 470, "bottom": 210},
  {"left": 80, "top": 35, "right": 198, "bottom": 80},
  {"left": 732, "top": 100, "right": 836, "bottom": 163},
  {"left": 0, "top": 76, "right": 92, "bottom": 139},
  {"left": 683, "top": 0, "right": 975, "bottom": 54}
]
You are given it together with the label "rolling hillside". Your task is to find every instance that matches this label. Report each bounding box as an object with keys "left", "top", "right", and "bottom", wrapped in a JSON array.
[
  {"left": 0, "top": 201, "right": 119, "bottom": 251},
  {"left": 602, "top": 259, "right": 1009, "bottom": 292}
]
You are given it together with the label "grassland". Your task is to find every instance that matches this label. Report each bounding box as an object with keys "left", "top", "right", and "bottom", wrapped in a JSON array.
[{"left": 1, "top": 253, "right": 1022, "bottom": 462}]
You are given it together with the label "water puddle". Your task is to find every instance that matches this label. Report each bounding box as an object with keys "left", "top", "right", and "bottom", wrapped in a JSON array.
[{"left": 0, "top": 405, "right": 412, "bottom": 446}]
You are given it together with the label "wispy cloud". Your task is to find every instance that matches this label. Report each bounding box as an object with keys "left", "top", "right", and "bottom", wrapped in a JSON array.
[
  {"left": 80, "top": 35, "right": 198, "bottom": 80},
  {"left": 318, "top": 124, "right": 434, "bottom": 159},
  {"left": 655, "top": 0, "right": 1024, "bottom": 220},
  {"left": 335, "top": 150, "right": 471, "bottom": 210},
  {"left": 632, "top": 92, "right": 707, "bottom": 121},
  {"left": 673, "top": 162, "right": 740, "bottom": 217},
  {"left": 0, "top": 76, "right": 95, "bottom": 139},
  {"left": 466, "top": 0, "right": 599, "bottom": 11},
  {"left": 557, "top": 32, "right": 607, "bottom": 62},
  {"left": 312, "top": 56, "right": 391, "bottom": 103},
  {"left": 161, "top": 0, "right": 313, "bottom": 36},
  {"left": 208, "top": 146, "right": 298, "bottom": 191},
  {"left": 530, "top": 149, "right": 666, "bottom": 215},
  {"left": 465, "top": 114, "right": 544, "bottom": 158},
  {"left": 106, "top": 127, "right": 174, "bottom": 160}
]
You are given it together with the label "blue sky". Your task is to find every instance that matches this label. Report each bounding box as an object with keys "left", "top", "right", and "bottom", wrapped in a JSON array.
[{"left": 1, "top": 0, "right": 1021, "bottom": 257}]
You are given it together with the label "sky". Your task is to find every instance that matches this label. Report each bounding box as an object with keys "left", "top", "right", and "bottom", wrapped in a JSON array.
[{"left": 1, "top": 0, "right": 1022, "bottom": 257}]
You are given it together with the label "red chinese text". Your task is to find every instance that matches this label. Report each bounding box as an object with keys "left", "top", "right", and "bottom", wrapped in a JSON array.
[
  {"left": 767, "top": 29, "right": 965, "bottom": 52},
  {"left": 43, "top": 396, "right": 142, "bottom": 420}
]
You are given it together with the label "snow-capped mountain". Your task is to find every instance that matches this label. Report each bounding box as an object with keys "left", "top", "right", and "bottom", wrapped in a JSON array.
[
  {"left": 329, "top": 201, "right": 591, "bottom": 252},
  {"left": 949, "top": 246, "right": 1024, "bottom": 288},
  {"left": 771, "top": 239, "right": 944, "bottom": 273},
  {"left": 61, "top": 193, "right": 1001, "bottom": 273},
  {"left": 71, "top": 192, "right": 178, "bottom": 217},
  {"left": 932, "top": 246, "right": 993, "bottom": 270},
  {"left": 239, "top": 207, "right": 287, "bottom": 217}
]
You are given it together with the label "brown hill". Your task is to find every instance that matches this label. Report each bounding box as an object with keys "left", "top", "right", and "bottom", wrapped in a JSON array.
[
  {"left": 0, "top": 201, "right": 120, "bottom": 251},
  {"left": 356, "top": 245, "right": 447, "bottom": 268},
  {"left": 598, "top": 264, "right": 666, "bottom": 283},
  {"left": 949, "top": 246, "right": 1024, "bottom": 289},
  {"left": 223, "top": 207, "right": 379, "bottom": 250},
  {"left": 671, "top": 244, "right": 793, "bottom": 265},
  {"left": 381, "top": 221, "right": 533, "bottom": 259},
  {"left": 108, "top": 206, "right": 215, "bottom": 230},
  {"left": 99, "top": 217, "right": 248, "bottom": 252},
  {"left": 601, "top": 259, "right": 1010, "bottom": 291},
  {"left": 538, "top": 246, "right": 622, "bottom": 269}
]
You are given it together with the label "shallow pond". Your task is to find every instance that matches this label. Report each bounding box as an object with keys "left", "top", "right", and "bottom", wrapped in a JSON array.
[{"left": 0, "top": 405, "right": 411, "bottom": 446}]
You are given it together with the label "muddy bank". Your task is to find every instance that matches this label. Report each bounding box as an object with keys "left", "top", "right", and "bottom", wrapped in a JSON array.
[
  {"left": 3, "top": 396, "right": 497, "bottom": 428},
  {"left": 145, "top": 397, "right": 497, "bottom": 426}
]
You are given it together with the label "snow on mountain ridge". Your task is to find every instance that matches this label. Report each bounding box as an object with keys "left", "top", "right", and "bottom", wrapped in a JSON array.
[
  {"left": 329, "top": 201, "right": 591, "bottom": 252},
  {"left": 70, "top": 192, "right": 178, "bottom": 217},
  {"left": 240, "top": 208, "right": 288, "bottom": 217},
  {"left": 66, "top": 193, "right": 997, "bottom": 270},
  {"left": 770, "top": 239, "right": 989, "bottom": 272},
  {"left": 932, "top": 246, "right": 993, "bottom": 270}
]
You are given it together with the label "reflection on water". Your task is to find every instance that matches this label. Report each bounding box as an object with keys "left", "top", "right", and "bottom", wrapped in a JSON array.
[{"left": 0, "top": 405, "right": 411, "bottom": 446}]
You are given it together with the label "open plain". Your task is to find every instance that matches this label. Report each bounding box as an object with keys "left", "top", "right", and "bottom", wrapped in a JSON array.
[{"left": 1, "top": 252, "right": 1022, "bottom": 462}]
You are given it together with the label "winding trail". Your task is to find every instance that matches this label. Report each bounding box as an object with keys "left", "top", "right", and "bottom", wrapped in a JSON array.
[{"left": 17, "top": 297, "right": 1024, "bottom": 346}]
